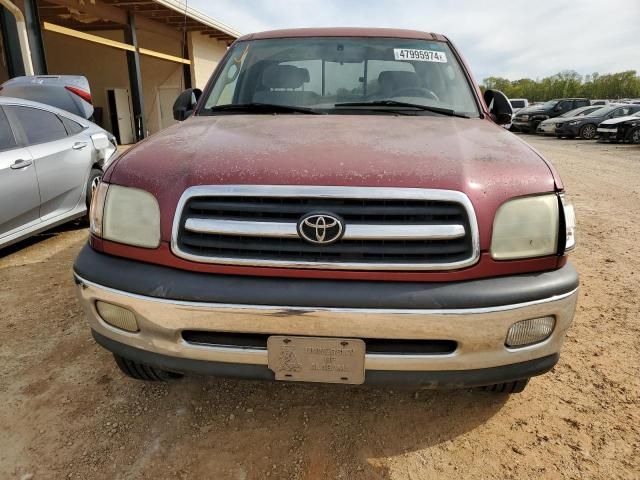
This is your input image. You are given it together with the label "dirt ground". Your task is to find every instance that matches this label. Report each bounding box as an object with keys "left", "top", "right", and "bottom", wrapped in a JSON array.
[{"left": 1, "top": 136, "right": 638, "bottom": 480}]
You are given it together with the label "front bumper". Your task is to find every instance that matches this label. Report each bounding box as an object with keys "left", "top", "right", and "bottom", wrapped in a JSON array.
[
  {"left": 537, "top": 122, "right": 557, "bottom": 135},
  {"left": 555, "top": 124, "right": 580, "bottom": 136},
  {"left": 597, "top": 128, "right": 622, "bottom": 142},
  {"left": 74, "top": 245, "right": 578, "bottom": 387},
  {"left": 512, "top": 119, "right": 534, "bottom": 132},
  {"left": 513, "top": 117, "right": 547, "bottom": 132}
]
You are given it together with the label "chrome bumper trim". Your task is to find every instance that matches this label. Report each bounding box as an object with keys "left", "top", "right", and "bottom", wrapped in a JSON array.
[
  {"left": 185, "top": 218, "right": 466, "bottom": 241},
  {"left": 76, "top": 274, "right": 577, "bottom": 372}
]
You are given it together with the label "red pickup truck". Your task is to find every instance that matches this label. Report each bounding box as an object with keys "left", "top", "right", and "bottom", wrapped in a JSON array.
[{"left": 74, "top": 28, "right": 578, "bottom": 394}]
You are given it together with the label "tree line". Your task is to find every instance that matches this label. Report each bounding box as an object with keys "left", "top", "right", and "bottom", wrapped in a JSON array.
[{"left": 481, "top": 70, "right": 640, "bottom": 101}]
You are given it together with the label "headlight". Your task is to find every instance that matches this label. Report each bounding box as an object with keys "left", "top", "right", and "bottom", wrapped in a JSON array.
[
  {"left": 89, "top": 183, "right": 161, "bottom": 248},
  {"left": 560, "top": 195, "right": 576, "bottom": 251},
  {"left": 490, "top": 194, "right": 559, "bottom": 260},
  {"left": 568, "top": 120, "right": 579, "bottom": 126},
  {"left": 520, "top": 115, "right": 529, "bottom": 121},
  {"left": 89, "top": 181, "right": 108, "bottom": 237}
]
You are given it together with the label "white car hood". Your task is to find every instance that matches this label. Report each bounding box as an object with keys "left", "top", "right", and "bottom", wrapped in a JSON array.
[{"left": 600, "top": 115, "right": 640, "bottom": 126}]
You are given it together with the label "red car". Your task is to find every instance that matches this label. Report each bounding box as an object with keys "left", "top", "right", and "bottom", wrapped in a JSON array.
[{"left": 74, "top": 28, "right": 578, "bottom": 394}]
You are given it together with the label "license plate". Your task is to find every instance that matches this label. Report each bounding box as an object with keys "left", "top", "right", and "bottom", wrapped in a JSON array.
[{"left": 267, "top": 336, "right": 365, "bottom": 384}]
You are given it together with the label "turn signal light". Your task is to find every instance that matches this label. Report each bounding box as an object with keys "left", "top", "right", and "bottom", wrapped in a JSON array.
[
  {"left": 96, "top": 301, "right": 139, "bottom": 332},
  {"left": 505, "top": 316, "right": 555, "bottom": 348}
]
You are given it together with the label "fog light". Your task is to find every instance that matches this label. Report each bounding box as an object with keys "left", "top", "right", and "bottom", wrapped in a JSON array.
[
  {"left": 505, "top": 316, "right": 555, "bottom": 348},
  {"left": 96, "top": 301, "right": 139, "bottom": 332}
]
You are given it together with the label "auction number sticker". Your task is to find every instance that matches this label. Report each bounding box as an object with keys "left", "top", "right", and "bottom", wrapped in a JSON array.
[{"left": 394, "top": 49, "right": 448, "bottom": 63}]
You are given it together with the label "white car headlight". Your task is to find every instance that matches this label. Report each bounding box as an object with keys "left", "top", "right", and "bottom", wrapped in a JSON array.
[
  {"left": 491, "top": 194, "right": 559, "bottom": 260},
  {"left": 89, "top": 183, "right": 161, "bottom": 248}
]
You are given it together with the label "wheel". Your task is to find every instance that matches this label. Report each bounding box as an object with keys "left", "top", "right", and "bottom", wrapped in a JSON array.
[
  {"left": 113, "top": 354, "right": 183, "bottom": 381},
  {"left": 478, "top": 378, "right": 529, "bottom": 394},
  {"left": 628, "top": 127, "right": 640, "bottom": 144},
  {"left": 579, "top": 123, "right": 597, "bottom": 139},
  {"left": 86, "top": 168, "right": 103, "bottom": 209}
]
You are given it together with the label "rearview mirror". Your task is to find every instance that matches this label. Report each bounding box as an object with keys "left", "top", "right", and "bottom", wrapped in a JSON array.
[
  {"left": 483, "top": 89, "right": 512, "bottom": 125},
  {"left": 173, "top": 88, "right": 202, "bottom": 121}
]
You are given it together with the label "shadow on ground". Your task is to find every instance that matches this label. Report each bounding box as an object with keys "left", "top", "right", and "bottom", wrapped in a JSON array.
[{"left": 0, "top": 221, "right": 87, "bottom": 259}]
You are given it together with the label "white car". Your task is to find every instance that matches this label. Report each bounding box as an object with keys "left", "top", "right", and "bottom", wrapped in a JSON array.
[
  {"left": 504, "top": 99, "right": 528, "bottom": 130},
  {"left": 509, "top": 98, "right": 529, "bottom": 113},
  {"left": 597, "top": 110, "right": 640, "bottom": 143},
  {"left": 0, "top": 95, "right": 117, "bottom": 249}
]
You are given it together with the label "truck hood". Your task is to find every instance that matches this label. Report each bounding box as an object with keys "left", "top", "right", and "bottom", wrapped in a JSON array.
[
  {"left": 108, "top": 114, "right": 557, "bottom": 243},
  {"left": 516, "top": 106, "right": 550, "bottom": 116}
]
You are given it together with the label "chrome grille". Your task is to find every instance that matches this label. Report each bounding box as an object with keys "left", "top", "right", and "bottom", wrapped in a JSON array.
[{"left": 171, "top": 186, "right": 479, "bottom": 270}]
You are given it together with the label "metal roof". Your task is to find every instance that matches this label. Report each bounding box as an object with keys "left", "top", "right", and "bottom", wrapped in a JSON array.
[{"left": 37, "top": 0, "right": 240, "bottom": 42}]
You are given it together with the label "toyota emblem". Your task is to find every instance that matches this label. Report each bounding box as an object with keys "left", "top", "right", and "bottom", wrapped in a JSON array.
[{"left": 297, "top": 213, "right": 344, "bottom": 245}]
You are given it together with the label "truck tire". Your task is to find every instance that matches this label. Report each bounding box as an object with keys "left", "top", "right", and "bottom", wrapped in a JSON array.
[
  {"left": 628, "top": 127, "right": 640, "bottom": 144},
  {"left": 79, "top": 168, "right": 103, "bottom": 225},
  {"left": 86, "top": 168, "right": 103, "bottom": 209},
  {"left": 479, "top": 378, "right": 529, "bottom": 394},
  {"left": 113, "top": 354, "right": 183, "bottom": 381},
  {"left": 579, "top": 124, "right": 597, "bottom": 139}
]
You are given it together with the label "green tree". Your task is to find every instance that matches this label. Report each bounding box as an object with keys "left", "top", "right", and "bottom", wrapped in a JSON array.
[{"left": 481, "top": 71, "right": 640, "bottom": 101}]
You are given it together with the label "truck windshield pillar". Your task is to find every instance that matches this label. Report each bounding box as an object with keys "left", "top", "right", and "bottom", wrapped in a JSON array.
[{"left": 125, "top": 11, "right": 146, "bottom": 142}]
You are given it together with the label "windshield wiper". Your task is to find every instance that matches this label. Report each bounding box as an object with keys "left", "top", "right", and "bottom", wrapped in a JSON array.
[
  {"left": 334, "top": 101, "right": 470, "bottom": 118},
  {"left": 208, "top": 103, "right": 322, "bottom": 115}
]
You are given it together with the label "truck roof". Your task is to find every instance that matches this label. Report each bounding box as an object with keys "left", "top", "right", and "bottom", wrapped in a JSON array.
[{"left": 238, "top": 27, "right": 448, "bottom": 42}]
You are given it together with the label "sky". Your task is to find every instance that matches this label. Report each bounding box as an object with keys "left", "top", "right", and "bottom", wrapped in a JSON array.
[{"left": 189, "top": 0, "right": 639, "bottom": 83}]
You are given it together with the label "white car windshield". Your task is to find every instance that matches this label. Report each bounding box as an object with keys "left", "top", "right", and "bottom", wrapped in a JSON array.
[{"left": 201, "top": 37, "right": 480, "bottom": 117}]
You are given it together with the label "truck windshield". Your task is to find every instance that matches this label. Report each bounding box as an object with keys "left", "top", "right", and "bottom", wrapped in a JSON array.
[{"left": 201, "top": 37, "right": 480, "bottom": 117}]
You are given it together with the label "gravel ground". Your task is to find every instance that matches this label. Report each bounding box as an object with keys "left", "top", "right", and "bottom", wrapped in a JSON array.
[{"left": 1, "top": 136, "right": 638, "bottom": 480}]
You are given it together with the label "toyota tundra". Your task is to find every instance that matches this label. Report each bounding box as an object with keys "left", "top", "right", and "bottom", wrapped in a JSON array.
[{"left": 74, "top": 28, "right": 578, "bottom": 394}]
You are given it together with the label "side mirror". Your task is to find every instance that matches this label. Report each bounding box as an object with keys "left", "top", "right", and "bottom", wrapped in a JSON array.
[
  {"left": 173, "top": 88, "right": 202, "bottom": 121},
  {"left": 483, "top": 89, "right": 512, "bottom": 125}
]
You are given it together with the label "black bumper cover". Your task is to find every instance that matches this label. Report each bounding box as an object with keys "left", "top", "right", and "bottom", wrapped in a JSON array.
[{"left": 73, "top": 244, "right": 578, "bottom": 310}]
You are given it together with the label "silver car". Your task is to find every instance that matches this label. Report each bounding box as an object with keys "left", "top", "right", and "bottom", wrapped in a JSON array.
[
  {"left": 536, "top": 105, "right": 603, "bottom": 135},
  {"left": 0, "top": 96, "right": 117, "bottom": 249}
]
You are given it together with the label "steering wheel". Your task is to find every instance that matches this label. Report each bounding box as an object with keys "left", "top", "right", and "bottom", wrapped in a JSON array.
[{"left": 391, "top": 87, "right": 440, "bottom": 101}]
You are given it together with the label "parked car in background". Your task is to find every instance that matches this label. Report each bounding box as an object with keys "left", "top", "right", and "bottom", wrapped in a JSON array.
[
  {"left": 0, "top": 96, "right": 117, "bottom": 249},
  {"left": 74, "top": 28, "right": 578, "bottom": 395},
  {"left": 512, "top": 98, "right": 590, "bottom": 133},
  {"left": 506, "top": 98, "right": 528, "bottom": 130},
  {"left": 536, "top": 105, "right": 602, "bottom": 135},
  {"left": 509, "top": 98, "right": 528, "bottom": 113},
  {"left": 616, "top": 98, "right": 640, "bottom": 105},
  {"left": 555, "top": 104, "right": 640, "bottom": 139},
  {"left": 590, "top": 99, "right": 610, "bottom": 106},
  {"left": 597, "top": 111, "right": 640, "bottom": 143},
  {"left": 0, "top": 75, "right": 94, "bottom": 119}
]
